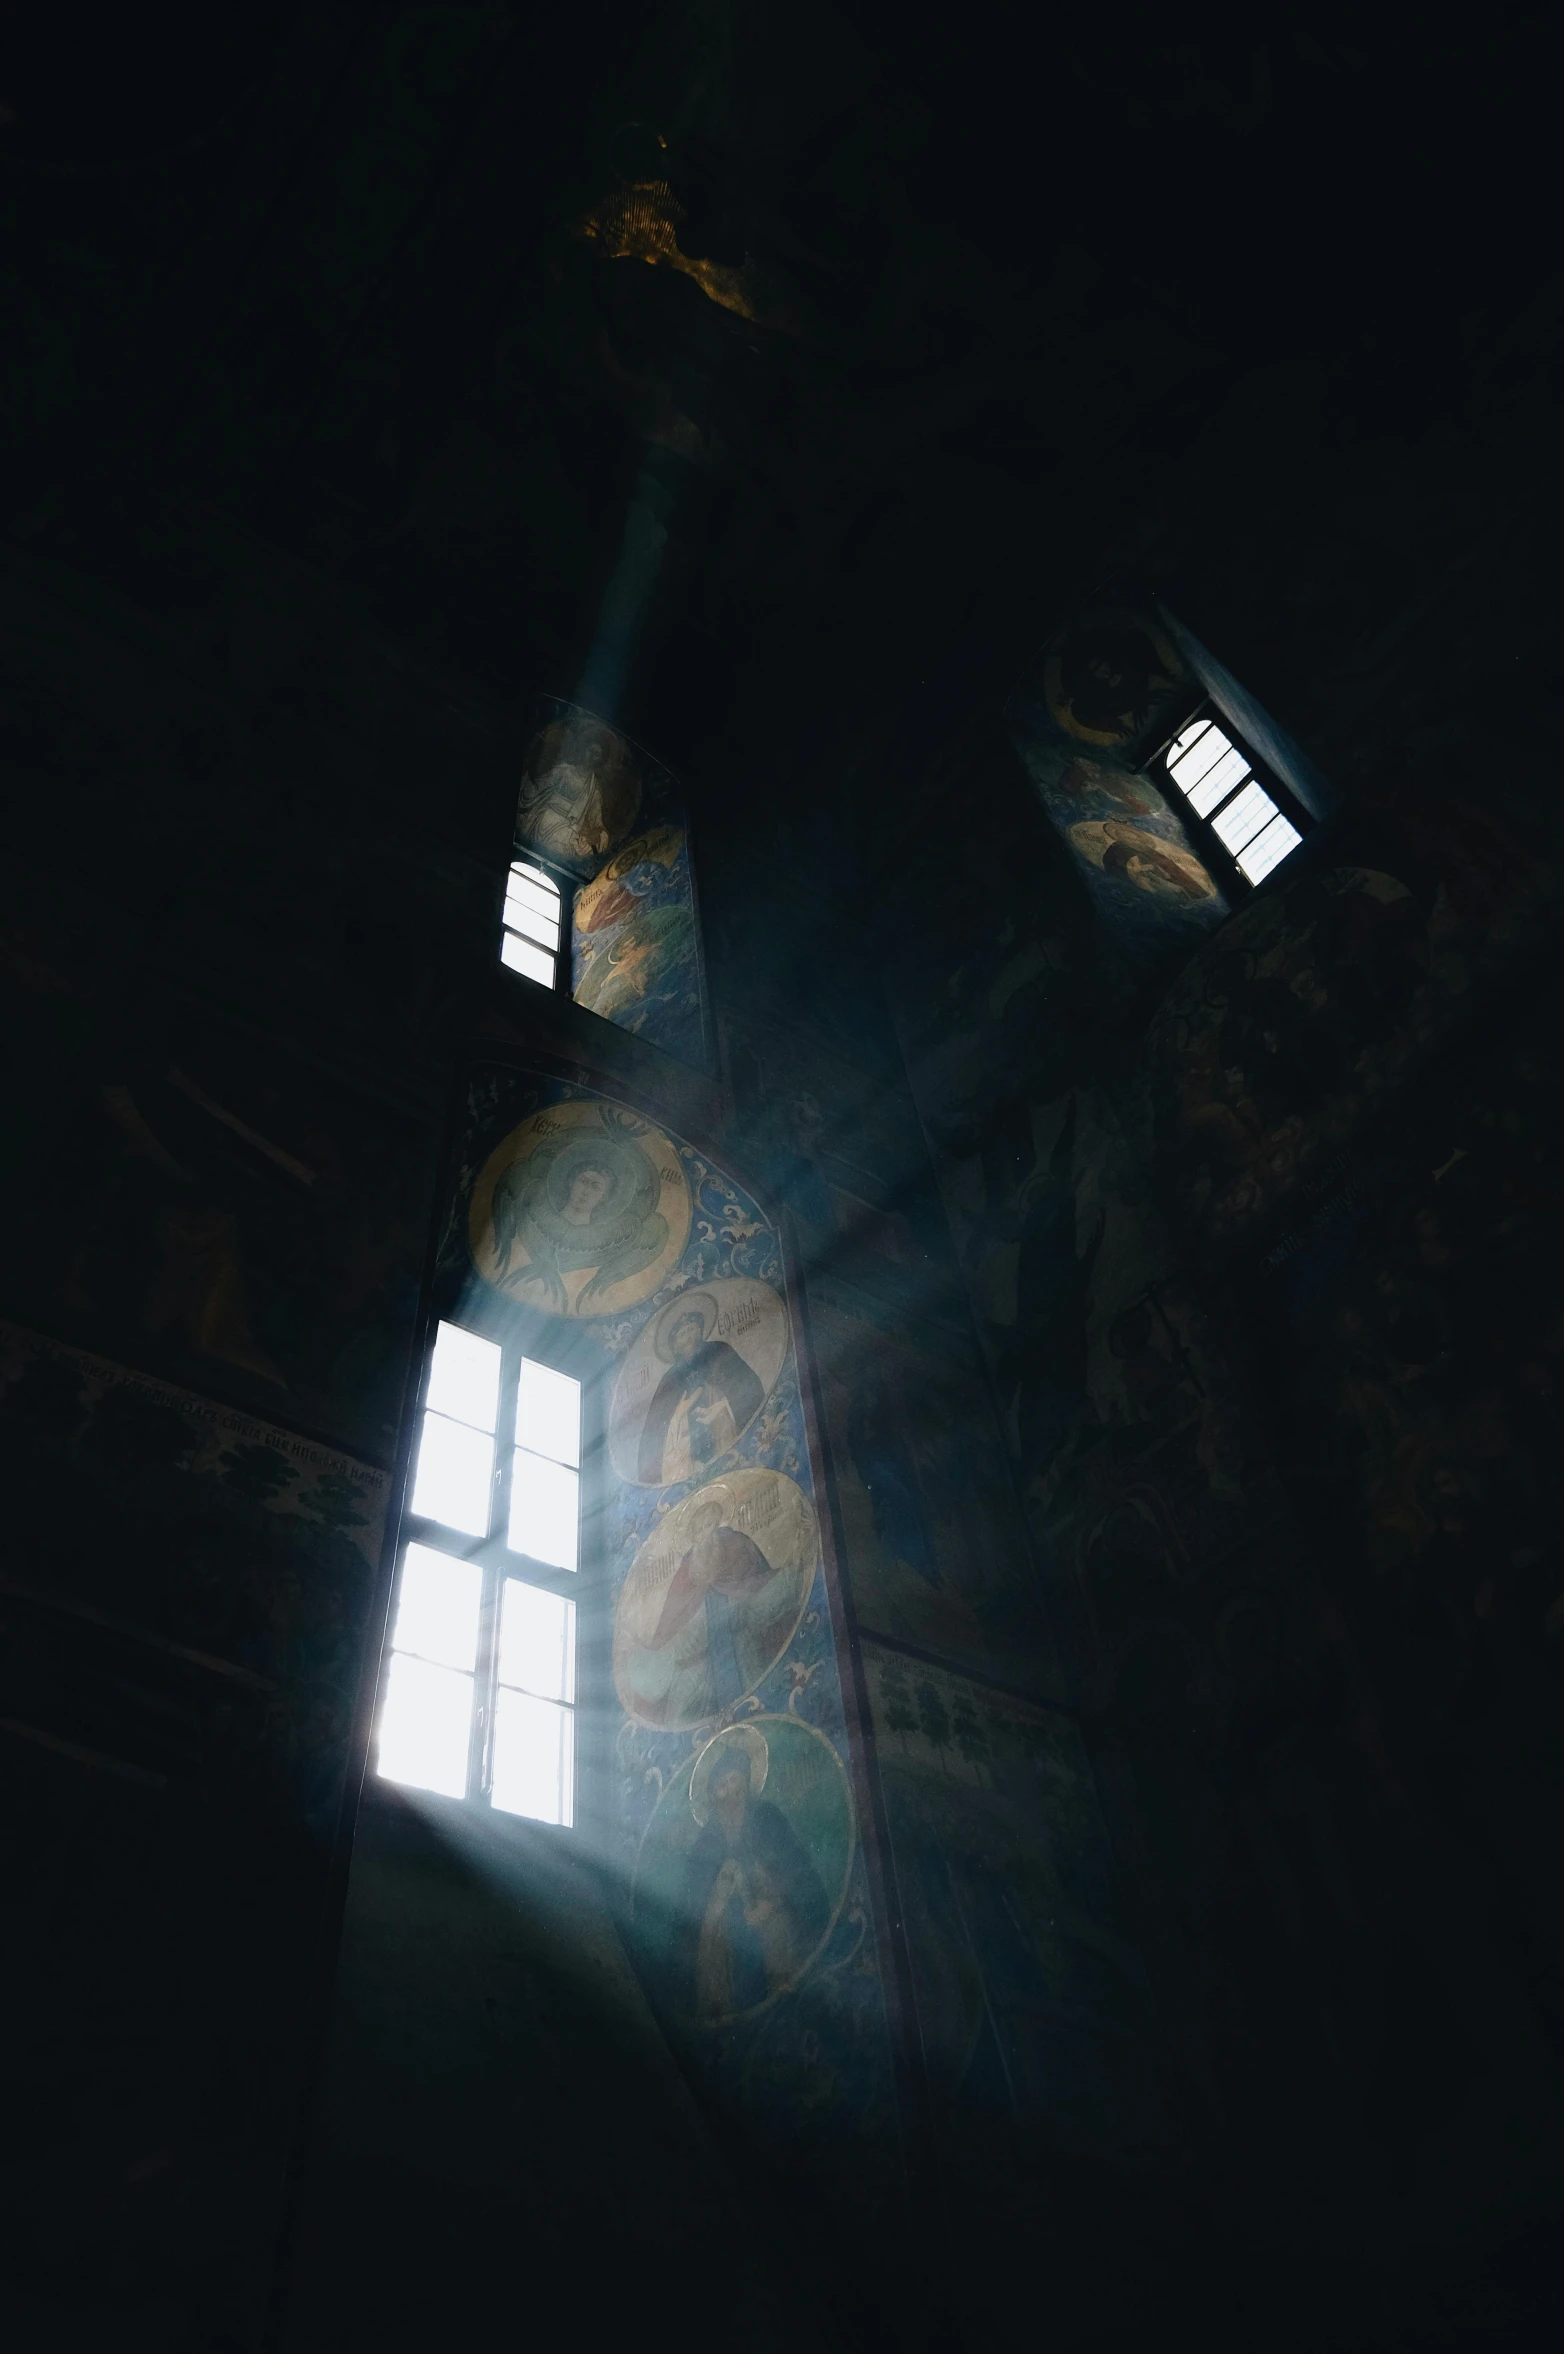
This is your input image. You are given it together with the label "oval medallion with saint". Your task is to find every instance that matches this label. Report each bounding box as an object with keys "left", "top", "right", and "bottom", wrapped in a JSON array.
[
  {"left": 632, "top": 1715, "right": 854, "bottom": 2024},
  {"left": 470, "top": 1100, "right": 690, "bottom": 1318},
  {"left": 614, "top": 1469, "right": 817, "bottom": 1730},
  {"left": 610, "top": 1277, "right": 788, "bottom": 1487}
]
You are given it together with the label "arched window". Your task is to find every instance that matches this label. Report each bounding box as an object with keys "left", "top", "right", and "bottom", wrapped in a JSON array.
[
  {"left": 500, "top": 859, "right": 565, "bottom": 989},
  {"left": 1162, "top": 713, "right": 1305, "bottom": 885},
  {"left": 375, "top": 1318, "right": 583, "bottom": 1825}
]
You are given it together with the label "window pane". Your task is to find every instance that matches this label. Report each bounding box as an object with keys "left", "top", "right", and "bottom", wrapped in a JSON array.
[
  {"left": 490, "top": 1687, "right": 573, "bottom": 1826},
  {"left": 510, "top": 860, "right": 560, "bottom": 901},
  {"left": 1212, "top": 780, "right": 1279, "bottom": 854},
  {"left": 1184, "top": 746, "right": 1253, "bottom": 818},
  {"left": 393, "top": 1542, "right": 482, "bottom": 1671},
  {"left": 1166, "top": 721, "right": 1231, "bottom": 792},
  {"left": 501, "top": 930, "right": 555, "bottom": 987},
  {"left": 516, "top": 1358, "right": 580, "bottom": 1468},
  {"left": 505, "top": 874, "right": 561, "bottom": 923},
  {"left": 1168, "top": 718, "right": 1217, "bottom": 765},
  {"left": 508, "top": 1450, "right": 579, "bottom": 1571},
  {"left": 426, "top": 1320, "right": 500, "bottom": 1433},
  {"left": 499, "top": 1578, "right": 575, "bottom": 1703},
  {"left": 377, "top": 1653, "right": 474, "bottom": 1798},
  {"left": 1236, "top": 810, "right": 1303, "bottom": 882},
  {"left": 504, "top": 903, "right": 561, "bottom": 952},
  {"left": 410, "top": 1411, "right": 493, "bottom": 1536}
]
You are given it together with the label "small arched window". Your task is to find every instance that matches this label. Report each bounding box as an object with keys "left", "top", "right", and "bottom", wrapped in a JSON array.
[
  {"left": 1163, "top": 714, "right": 1304, "bottom": 885},
  {"left": 500, "top": 859, "right": 565, "bottom": 989}
]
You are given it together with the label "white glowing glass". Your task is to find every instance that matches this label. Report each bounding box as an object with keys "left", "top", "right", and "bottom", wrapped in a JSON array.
[
  {"left": 1211, "top": 779, "right": 1279, "bottom": 854},
  {"left": 505, "top": 905, "right": 560, "bottom": 952},
  {"left": 516, "top": 1358, "right": 580, "bottom": 1468},
  {"left": 410, "top": 1411, "right": 493, "bottom": 1536},
  {"left": 1236, "top": 809, "right": 1303, "bottom": 882},
  {"left": 506, "top": 871, "right": 560, "bottom": 920},
  {"left": 392, "top": 1543, "right": 482, "bottom": 1672},
  {"left": 510, "top": 860, "right": 559, "bottom": 900},
  {"left": 501, "top": 930, "right": 555, "bottom": 987},
  {"left": 1184, "top": 746, "right": 1254, "bottom": 818},
  {"left": 425, "top": 1321, "right": 500, "bottom": 1434},
  {"left": 505, "top": 881, "right": 560, "bottom": 934},
  {"left": 499, "top": 1578, "right": 575, "bottom": 1704},
  {"left": 1166, "top": 720, "right": 1227, "bottom": 789},
  {"left": 377, "top": 1653, "right": 474, "bottom": 1797},
  {"left": 508, "top": 1450, "right": 578, "bottom": 1572},
  {"left": 490, "top": 1688, "right": 573, "bottom": 1825}
]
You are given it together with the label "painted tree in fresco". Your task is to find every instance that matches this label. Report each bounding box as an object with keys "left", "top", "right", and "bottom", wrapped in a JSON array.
[
  {"left": 916, "top": 1680, "right": 953, "bottom": 1771},
  {"left": 877, "top": 1659, "right": 918, "bottom": 1752},
  {"left": 218, "top": 1439, "right": 297, "bottom": 1508},
  {"left": 950, "top": 1690, "right": 991, "bottom": 1781}
]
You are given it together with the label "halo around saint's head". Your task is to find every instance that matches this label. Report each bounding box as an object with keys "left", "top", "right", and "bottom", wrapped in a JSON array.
[{"left": 689, "top": 1724, "right": 770, "bottom": 1825}]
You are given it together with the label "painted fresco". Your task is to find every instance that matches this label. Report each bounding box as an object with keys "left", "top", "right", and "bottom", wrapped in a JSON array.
[
  {"left": 633, "top": 1715, "right": 853, "bottom": 2023},
  {"left": 444, "top": 1067, "right": 894, "bottom": 2148},
  {"left": 0, "top": 1319, "right": 387, "bottom": 1817},
  {"left": 1006, "top": 602, "right": 1227, "bottom": 967},
  {"left": 721, "top": 1010, "right": 951, "bottom": 1298},
  {"left": 516, "top": 704, "right": 643, "bottom": 877},
  {"left": 1038, "top": 604, "right": 1185, "bottom": 747},
  {"left": 469, "top": 1098, "right": 691, "bottom": 1315},
  {"left": 515, "top": 699, "right": 710, "bottom": 1070},
  {"left": 1253, "top": 1005, "right": 1564, "bottom": 1855},
  {"left": 1150, "top": 865, "right": 1434, "bottom": 1250},
  {"left": 864, "top": 1644, "right": 1157, "bottom": 2154},
  {"left": 609, "top": 1276, "right": 788, "bottom": 1485},
  {"left": 0, "top": 942, "right": 432, "bottom": 1462},
  {"left": 0, "top": 1322, "right": 388, "bottom": 2341},
  {"left": 572, "top": 825, "right": 706, "bottom": 1067},
  {"left": 1010, "top": 718, "right": 1227, "bottom": 964},
  {"left": 807, "top": 1277, "right": 1061, "bottom": 1689},
  {"left": 614, "top": 1471, "right": 818, "bottom": 1728}
]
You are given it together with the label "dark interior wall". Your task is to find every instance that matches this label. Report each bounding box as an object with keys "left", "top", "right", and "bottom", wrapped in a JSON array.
[
  {"left": 4, "top": 4, "right": 1563, "bottom": 2350},
  {"left": 877, "top": 350, "right": 1564, "bottom": 2331}
]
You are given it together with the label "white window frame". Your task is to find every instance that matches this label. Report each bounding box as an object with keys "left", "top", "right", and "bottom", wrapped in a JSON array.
[
  {"left": 1155, "top": 701, "right": 1310, "bottom": 888},
  {"left": 376, "top": 1318, "right": 588, "bottom": 1827},
  {"left": 500, "top": 857, "right": 569, "bottom": 993}
]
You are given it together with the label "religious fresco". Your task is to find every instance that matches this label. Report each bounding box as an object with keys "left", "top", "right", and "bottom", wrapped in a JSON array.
[
  {"left": 863, "top": 1645, "right": 1157, "bottom": 2153},
  {"left": 1001, "top": 601, "right": 1230, "bottom": 968},
  {"left": 0, "top": 1320, "right": 387, "bottom": 1816},
  {"left": 1037, "top": 605, "right": 1185, "bottom": 747},
  {"left": 1252, "top": 1002, "right": 1564, "bottom": 1787},
  {"left": 1010, "top": 721, "right": 1227, "bottom": 964},
  {"left": 571, "top": 825, "right": 706, "bottom": 1067},
  {"left": 633, "top": 1715, "right": 853, "bottom": 2023},
  {"left": 0, "top": 1322, "right": 389, "bottom": 2338},
  {"left": 614, "top": 1471, "right": 818, "bottom": 1729},
  {"left": 516, "top": 703, "right": 643, "bottom": 877},
  {"left": 515, "top": 700, "right": 711, "bottom": 1071},
  {"left": 445, "top": 1066, "right": 894, "bottom": 2148},
  {"left": 0, "top": 942, "right": 434, "bottom": 1463},
  {"left": 807, "top": 1278, "right": 1060, "bottom": 1689},
  {"left": 1148, "top": 865, "right": 1433, "bottom": 1250},
  {"left": 609, "top": 1276, "right": 789, "bottom": 1485},
  {"left": 468, "top": 1098, "right": 691, "bottom": 1316}
]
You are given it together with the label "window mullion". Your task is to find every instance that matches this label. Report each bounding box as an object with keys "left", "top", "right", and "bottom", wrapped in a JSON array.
[{"left": 471, "top": 1553, "right": 504, "bottom": 1800}]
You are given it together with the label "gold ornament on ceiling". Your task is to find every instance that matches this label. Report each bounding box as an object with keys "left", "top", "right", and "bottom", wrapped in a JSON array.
[{"left": 577, "top": 143, "right": 758, "bottom": 323}]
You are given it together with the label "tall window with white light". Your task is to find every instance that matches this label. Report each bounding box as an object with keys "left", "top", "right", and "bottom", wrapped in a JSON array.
[
  {"left": 1161, "top": 713, "right": 1306, "bottom": 886},
  {"left": 501, "top": 859, "right": 565, "bottom": 989},
  {"left": 377, "top": 1318, "right": 582, "bottom": 1826}
]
